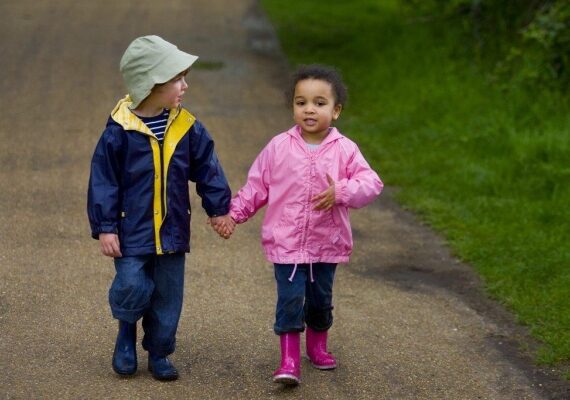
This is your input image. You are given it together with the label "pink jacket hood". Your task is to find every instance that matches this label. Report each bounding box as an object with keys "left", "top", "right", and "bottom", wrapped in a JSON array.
[{"left": 231, "top": 125, "right": 383, "bottom": 264}]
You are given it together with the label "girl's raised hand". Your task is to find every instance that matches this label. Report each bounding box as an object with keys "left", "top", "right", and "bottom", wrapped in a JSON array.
[{"left": 312, "top": 174, "right": 336, "bottom": 211}]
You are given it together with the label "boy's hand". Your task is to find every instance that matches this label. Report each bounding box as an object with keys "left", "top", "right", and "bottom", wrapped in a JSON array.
[
  {"left": 99, "top": 233, "right": 122, "bottom": 258},
  {"left": 207, "top": 215, "right": 236, "bottom": 239},
  {"left": 312, "top": 174, "right": 336, "bottom": 211}
]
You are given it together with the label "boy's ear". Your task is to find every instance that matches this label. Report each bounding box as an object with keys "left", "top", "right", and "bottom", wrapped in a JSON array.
[{"left": 333, "top": 104, "right": 342, "bottom": 120}]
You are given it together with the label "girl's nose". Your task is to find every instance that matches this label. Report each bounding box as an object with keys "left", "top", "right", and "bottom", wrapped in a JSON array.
[{"left": 181, "top": 77, "right": 188, "bottom": 90}]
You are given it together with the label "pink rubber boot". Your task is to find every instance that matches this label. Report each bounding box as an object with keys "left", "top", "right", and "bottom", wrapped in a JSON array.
[
  {"left": 306, "top": 327, "right": 337, "bottom": 370},
  {"left": 272, "top": 332, "right": 301, "bottom": 385}
]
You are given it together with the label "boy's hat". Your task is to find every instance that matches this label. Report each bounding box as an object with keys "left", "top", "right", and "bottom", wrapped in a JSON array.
[{"left": 120, "top": 35, "right": 198, "bottom": 109}]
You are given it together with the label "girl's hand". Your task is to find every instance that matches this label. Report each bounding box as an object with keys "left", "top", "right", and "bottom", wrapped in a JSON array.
[
  {"left": 100, "top": 233, "right": 122, "bottom": 258},
  {"left": 312, "top": 174, "right": 336, "bottom": 211}
]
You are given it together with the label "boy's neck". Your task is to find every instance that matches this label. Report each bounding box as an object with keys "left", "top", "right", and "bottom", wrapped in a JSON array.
[
  {"left": 132, "top": 101, "right": 166, "bottom": 118},
  {"left": 132, "top": 107, "right": 165, "bottom": 118}
]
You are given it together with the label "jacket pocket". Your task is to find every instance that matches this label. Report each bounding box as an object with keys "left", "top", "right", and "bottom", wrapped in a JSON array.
[
  {"left": 175, "top": 208, "right": 191, "bottom": 243},
  {"left": 308, "top": 209, "right": 341, "bottom": 250},
  {"left": 271, "top": 204, "right": 303, "bottom": 251}
]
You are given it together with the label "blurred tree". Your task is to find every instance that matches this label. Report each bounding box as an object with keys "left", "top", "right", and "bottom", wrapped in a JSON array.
[{"left": 402, "top": 0, "right": 570, "bottom": 89}]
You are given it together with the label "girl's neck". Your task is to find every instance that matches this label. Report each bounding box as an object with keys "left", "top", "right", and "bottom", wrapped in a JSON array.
[{"left": 300, "top": 127, "right": 331, "bottom": 145}]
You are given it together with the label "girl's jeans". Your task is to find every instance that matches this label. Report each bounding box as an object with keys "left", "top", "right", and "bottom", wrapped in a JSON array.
[
  {"left": 273, "top": 263, "right": 337, "bottom": 335},
  {"left": 109, "top": 253, "right": 185, "bottom": 356}
]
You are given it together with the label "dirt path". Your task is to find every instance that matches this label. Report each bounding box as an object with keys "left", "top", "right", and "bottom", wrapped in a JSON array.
[{"left": 0, "top": 0, "right": 566, "bottom": 399}]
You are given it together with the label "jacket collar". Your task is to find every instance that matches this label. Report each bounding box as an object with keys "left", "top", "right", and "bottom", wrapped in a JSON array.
[
  {"left": 110, "top": 95, "right": 181, "bottom": 136},
  {"left": 287, "top": 124, "right": 343, "bottom": 147}
]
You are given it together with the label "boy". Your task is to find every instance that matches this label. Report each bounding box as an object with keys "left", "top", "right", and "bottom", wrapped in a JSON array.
[{"left": 87, "top": 35, "right": 234, "bottom": 380}]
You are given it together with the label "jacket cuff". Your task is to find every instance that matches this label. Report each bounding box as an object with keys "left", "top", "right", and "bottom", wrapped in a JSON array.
[
  {"left": 230, "top": 209, "right": 247, "bottom": 224},
  {"left": 206, "top": 206, "right": 230, "bottom": 218},
  {"left": 334, "top": 181, "right": 348, "bottom": 206},
  {"left": 91, "top": 224, "right": 117, "bottom": 239}
]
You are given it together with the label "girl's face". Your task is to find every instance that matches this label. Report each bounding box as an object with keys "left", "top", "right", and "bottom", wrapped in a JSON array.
[{"left": 293, "top": 78, "right": 342, "bottom": 142}]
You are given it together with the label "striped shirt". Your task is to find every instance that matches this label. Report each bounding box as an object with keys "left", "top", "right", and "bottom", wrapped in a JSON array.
[{"left": 140, "top": 109, "right": 170, "bottom": 143}]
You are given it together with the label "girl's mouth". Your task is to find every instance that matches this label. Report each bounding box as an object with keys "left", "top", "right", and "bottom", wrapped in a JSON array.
[{"left": 304, "top": 118, "right": 317, "bottom": 126}]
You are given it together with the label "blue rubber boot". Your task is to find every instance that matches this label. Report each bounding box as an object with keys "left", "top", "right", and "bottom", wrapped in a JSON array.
[
  {"left": 148, "top": 353, "right": 179, "bottom": 381},
  {"left": 112, "top": 321, "right": 137, "bottom": 375}
]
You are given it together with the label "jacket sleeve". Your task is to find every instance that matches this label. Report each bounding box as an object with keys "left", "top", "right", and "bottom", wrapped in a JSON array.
[
  {"left": 87, "top": 127, "right": 123, "bottom": 239},
  {"left": 229, "top": 141, "right": 272, "bottom": 224},
  {"left": 188, "top": 121, "right": 232, "bottom": 217},
  {"left": 334, "top": 144, "right": 383, "bottom": 209}
]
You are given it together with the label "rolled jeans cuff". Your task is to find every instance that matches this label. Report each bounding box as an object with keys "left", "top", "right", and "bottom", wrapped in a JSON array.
[
  {"left": 142, "top": 338, "right": 176, "bottom": 357},
  {"left": 111, "top": 305, "right": 148, "bottom": 324}
]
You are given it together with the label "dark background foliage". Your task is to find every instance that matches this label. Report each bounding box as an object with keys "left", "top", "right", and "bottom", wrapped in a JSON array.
[{"left": 403, "top": 0, "right": 570, "bottom": 89}]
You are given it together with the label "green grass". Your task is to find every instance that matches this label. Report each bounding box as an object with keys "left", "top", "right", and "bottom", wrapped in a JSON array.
[{"left": 261, "top": 0, "right": 570, "bottom": 369}]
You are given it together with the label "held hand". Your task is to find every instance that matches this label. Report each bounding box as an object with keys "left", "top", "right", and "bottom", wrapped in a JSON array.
[
  {"left": 99, "top": 233, "right": 122, "bottom": 258},
  {"left": 210, "top": 215, "right": 236, "bottom": 239},
  {"left": 207, "top": 214, "right": 236, "bottom": 239},
  {"left": 312, "top": 174, "right": 336, "bottom": 211}
]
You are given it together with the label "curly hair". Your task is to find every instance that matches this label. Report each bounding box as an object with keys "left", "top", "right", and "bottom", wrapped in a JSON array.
[{"left": 287, "top": 64, "right": 348, "bottom": 107}]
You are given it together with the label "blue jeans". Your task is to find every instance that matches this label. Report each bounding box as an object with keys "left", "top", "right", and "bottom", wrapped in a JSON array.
[
  {"left": 273, "top": 263, "right": 337, "bottom": 335},
  {"left": 109, "top": 253, "right": 185, "bottom": 356}
]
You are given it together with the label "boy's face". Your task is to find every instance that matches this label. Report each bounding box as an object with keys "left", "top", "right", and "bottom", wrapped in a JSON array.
[
  {"left": 148, "top": 70, "right": 189, "bottom": 110},
  {"left": 293, "top": 78, "right": 342, "bottom": 140}
]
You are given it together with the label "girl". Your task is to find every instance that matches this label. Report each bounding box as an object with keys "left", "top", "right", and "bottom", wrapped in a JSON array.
[{"left": 228, "top": 64, "right": 383, "bottom": 385}]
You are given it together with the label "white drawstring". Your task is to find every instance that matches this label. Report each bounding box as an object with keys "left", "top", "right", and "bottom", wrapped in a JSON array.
[
  {"left": 288, "top": 263, "right": 298, "bottom": 282},
  {"left": 287, "top": 263, "right": 315, "bottom": 283}
]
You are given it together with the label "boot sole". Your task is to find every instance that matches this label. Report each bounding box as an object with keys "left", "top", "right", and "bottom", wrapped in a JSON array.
[
  {"left": 112, "top": 365, "right": 137, "bottom": 376},
  {"left": 307, "top": 356, "right": 337, "bottom": 370},
  {"left": 273, "top": 373, "right": 300, "bottom": 385},
  {"left": 150, "top": 374, "right": 178, "bottom": 381},
  {"left": 310, "top": 362, "right": 337, "bottom": 370},
  {"left": 148, "top": 366, "right": 179, "bottom": 381}
]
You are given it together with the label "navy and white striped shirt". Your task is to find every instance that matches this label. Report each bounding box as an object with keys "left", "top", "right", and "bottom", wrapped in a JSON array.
[{"left": 140, "top": 109, "right": 170, "bottom": 143}]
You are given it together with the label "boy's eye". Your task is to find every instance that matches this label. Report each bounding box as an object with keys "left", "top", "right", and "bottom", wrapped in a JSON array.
[{"left": 171, "top": 74, "right": 186, "bottom": 83}]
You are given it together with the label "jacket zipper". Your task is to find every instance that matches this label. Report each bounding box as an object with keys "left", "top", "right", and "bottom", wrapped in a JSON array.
[
  {"left": 160, "top": 112, "right": 176, "bottom": 222},
  {"left": 300, "top": 156, "right": 315, "bottom": 257},
  {"left": 159, "top": 141, "right": 165, "bottom": 218}
]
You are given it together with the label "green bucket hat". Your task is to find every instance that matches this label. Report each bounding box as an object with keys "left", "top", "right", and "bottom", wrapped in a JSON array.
[{"left": 120, "top": 35, "right": 198, "bottom": 109}]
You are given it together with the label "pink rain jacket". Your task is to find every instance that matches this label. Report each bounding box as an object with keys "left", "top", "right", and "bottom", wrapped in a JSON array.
[{"left": 230, "top": 125, "right": 383, "bottom": 264}]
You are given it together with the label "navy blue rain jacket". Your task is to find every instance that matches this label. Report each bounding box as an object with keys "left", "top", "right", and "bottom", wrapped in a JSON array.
[{"left": 87, "top": 96, "right": 231, "bottom": 256}]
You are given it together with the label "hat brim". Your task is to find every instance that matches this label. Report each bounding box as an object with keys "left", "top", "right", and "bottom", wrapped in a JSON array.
[
  {"left": 129, "top": 50, "right": 198, "bottom": 109},
  {"left": 153, "top": 50, "right": 198, "bottom": 84}
]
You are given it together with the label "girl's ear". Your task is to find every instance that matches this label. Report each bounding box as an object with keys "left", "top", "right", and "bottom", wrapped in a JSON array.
[{"left": 333, "top": 104, "right": 342, "bottom": 120}]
